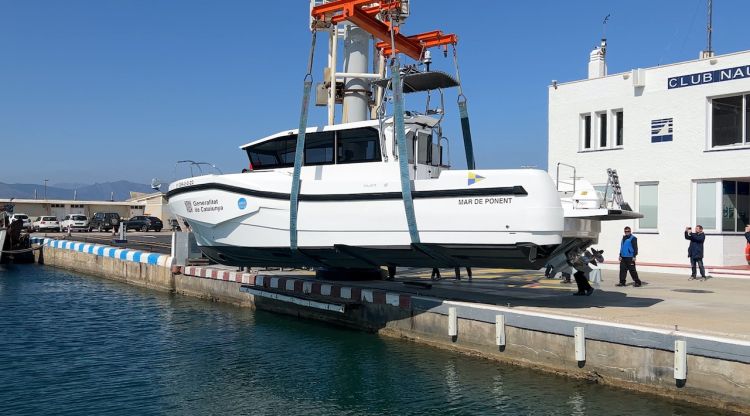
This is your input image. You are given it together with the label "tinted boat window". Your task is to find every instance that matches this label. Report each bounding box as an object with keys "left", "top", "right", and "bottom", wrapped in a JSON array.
[
  {"left": 246, "top": 127, "right": 382, "bottom": 169},
  {"left": 337, "top": 127, "right": 381, "bottom": 164},
  {"left": 417, "top": 131, "right": 431, "bottom": 164},
  {"left": 246, "top": 138, "right": 296, "bottom": 169},
  {"left": 304, "top": 131, "right": 334, "bottom": 165}
]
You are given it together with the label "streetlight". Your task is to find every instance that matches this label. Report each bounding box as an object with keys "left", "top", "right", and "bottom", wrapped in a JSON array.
[{"left": 43, "top": 179, "right": 48, "bottom": 200}]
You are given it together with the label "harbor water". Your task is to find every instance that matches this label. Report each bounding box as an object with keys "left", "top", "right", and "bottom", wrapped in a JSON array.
[{"left": 0, "top": 265, "right": 725, "bottom": 415}]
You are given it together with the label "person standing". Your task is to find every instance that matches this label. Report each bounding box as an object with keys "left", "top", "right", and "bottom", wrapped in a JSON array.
[
  {"left": 617, "top": 226, "right": 642, "bottom": 287},
  {"left": 745, "top": 225, "right": 750, "bottom": 244},
  {"left": 685, "top": 225, "right": 707, "bottom": 280},
  {"left": 572, "top": 270, "right": 594, "bottom": 296}
]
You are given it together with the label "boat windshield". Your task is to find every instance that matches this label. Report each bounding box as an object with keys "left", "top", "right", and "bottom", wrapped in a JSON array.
[{"left": 245, "top": 127, "right": 381, "bottom": 170}]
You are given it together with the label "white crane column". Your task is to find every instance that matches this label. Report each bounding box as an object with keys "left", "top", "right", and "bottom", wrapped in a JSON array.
[{"left": 342, "top": 25, "right": 370, "bottom": 123}]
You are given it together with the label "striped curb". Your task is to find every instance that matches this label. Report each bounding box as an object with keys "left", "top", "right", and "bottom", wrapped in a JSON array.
[
  {"left": 31, "top": 237, "right": 172, "bottom": 267},
  {"left": 180, "top": 265, "right": 412, "bottom": 310},
  {"left": 182, "top": 266, "right": 256, "bottom": 284}
]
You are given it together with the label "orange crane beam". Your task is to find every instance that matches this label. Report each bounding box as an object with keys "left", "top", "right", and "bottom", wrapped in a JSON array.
[
  {"left": 377, "top": 31, "right": 457, "bottom": 57},
  {"left": 310, "top": 0, "right": 454, "bottom": 61}
]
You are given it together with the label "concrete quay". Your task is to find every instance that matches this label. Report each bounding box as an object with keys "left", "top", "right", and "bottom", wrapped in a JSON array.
[{"left": 30, "top": 237, "right": 750, "bottom": 414}]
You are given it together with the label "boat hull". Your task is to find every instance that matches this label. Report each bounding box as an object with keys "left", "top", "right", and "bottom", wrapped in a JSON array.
[
  {"left": 198, "top": 242, "right": 555, "bottom": 269},
  {"left": 167, "top": 168, "right": 568, "bottom": 269}
]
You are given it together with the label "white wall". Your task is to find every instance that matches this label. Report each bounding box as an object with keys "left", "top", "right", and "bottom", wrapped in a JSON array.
[{"left": 549, "top": 51, "right": 750, "bottom": 267}]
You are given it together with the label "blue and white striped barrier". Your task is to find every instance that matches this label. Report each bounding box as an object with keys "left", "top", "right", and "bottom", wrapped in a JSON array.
[{"left": 31, "top": 237, "right": 172, "bottom": 267}]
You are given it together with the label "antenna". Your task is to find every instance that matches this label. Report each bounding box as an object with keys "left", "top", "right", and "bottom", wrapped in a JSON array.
[
  {"left": 601, "top": 14, "right": 610, "bottom": 57},
  {"left": 151, "top": 178, "right": 162, "bottom": 191},
  {"left": 706, "top": 0, "right": 713, "bottom": 56}
]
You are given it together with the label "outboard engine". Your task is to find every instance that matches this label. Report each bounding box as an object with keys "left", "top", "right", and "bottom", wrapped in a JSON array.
[{"left": 545, "top": 244, "right": 604, "bottom": 276}]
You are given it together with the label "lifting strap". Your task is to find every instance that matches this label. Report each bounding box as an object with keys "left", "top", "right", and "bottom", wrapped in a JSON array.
[
  {"left": 390, "top": 18, "right": 420, "bottom": 244},
  {"left": 452, "top": 45, "right": 475, "bottom": 170},
  {"left": 290, "top": 29, "right": 317, "bottom": 251}
]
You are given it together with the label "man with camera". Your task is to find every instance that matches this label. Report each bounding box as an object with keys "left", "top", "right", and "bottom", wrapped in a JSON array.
[{"left": 685, "top": 225, "right": 708, "bottom": 280}]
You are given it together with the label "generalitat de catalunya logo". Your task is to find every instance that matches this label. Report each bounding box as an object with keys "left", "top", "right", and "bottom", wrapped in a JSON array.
[{"left": 184, "top": 201, "right": 193, "bottom": 213}]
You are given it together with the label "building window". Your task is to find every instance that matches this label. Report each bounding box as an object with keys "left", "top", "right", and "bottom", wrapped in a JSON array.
[
  {"left": 711, "top": 94, "right": 748, "bottom": 147},
  {"left": 695, "top": 182, "right": 717, "bottom": 230},
  {"left": 581, "top": 114, "right": 592, "bottom": 149},
  {"left": 615, "top": 110, "right": 624, "bottom": 146},
  {"left": 598, "top": 112, "right": 607, "bottom": 147},
  {"left": 722, "top": 180, "right": 750, "bottom": 232},
  {"left": 637, "top": 183, "right": 658, "bottom": 230}
]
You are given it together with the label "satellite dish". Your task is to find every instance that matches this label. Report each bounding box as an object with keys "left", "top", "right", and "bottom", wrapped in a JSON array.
[{"left": 151, "top": 178, "right": 162, "bottom": 191}]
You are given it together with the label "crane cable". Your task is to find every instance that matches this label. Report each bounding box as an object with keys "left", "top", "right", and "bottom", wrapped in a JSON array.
[
  {"left": 289, "top": 29, "right": 317, "bottom": 252},
  {"left": 389, "top": 13, "right": 421, "bottom": 245},
  {"left": 452, "top": 44, "right": 475, "bottom": 170}
]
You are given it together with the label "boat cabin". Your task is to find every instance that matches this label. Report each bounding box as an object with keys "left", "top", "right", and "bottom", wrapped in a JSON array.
[{"left": 240, "top": 115, "right": 450, "bottom": 179}]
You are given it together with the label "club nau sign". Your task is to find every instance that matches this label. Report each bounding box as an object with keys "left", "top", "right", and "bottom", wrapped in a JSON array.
[{"left": 668, "top": 64, "right": 750, "bottom": 89}]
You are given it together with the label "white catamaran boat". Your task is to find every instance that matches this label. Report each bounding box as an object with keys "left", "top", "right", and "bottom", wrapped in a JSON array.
[{"left": 167, "top": 1, "right": 640, "bottom": 275}]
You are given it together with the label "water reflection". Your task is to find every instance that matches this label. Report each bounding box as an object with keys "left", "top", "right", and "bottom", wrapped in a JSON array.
[{"left": 0, "top": 266, "right": 729, "bottom": 416}]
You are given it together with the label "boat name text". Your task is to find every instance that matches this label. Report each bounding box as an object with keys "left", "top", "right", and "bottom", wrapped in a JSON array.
[{"left": 458, "top": 197, "right": 512, "bottom": 206}]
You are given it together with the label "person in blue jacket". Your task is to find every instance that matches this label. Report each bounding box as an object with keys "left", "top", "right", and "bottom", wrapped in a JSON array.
[
  {"left": 617, "top": 226, "right": 642, "bottom": 287},
  {"left": 685, "top": 225, "right": 707, "bottom": 280}
]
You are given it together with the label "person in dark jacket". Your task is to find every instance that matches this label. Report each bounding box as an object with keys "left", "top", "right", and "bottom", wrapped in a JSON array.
[
  {"left": 745, "top": 225, "right": 750, "bottom": 244},
  {"left": 617, "top": 226, "right": 642, "bottom": 287},
  {"left": 573, "top": 270, "right": 594, "bottom": 296},
  {"left": 685, "top": 225, "right": 707, "bottom": 280}
]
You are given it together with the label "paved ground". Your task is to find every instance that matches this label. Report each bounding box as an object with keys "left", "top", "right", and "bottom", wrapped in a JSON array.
[
  {"left": 255, "top": 266, "right": 750, "bottom": 341},
  {"left": 33, "top": 231, "right": 750, "bottom": 341}
]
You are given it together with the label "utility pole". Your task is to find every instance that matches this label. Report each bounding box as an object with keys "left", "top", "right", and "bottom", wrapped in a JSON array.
[{"left": 44, "top": 179, "right": 48, "bottom": 200}]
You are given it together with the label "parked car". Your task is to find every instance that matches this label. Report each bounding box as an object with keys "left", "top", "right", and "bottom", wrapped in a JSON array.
[
  {"left": 60, "top": 214, "right": 89, "bottom": 232},
  {"left": 88, "top": 212, "right": 121, "bottom": 232},
  {"left": 8, "top": 213, "right": 32, "bottom": 230},
  {"left": 125, "top": 216, "right": 163, "bottom": 232},
  {"left": 32, "top": 216, "right": 60, "bottom": 232}
]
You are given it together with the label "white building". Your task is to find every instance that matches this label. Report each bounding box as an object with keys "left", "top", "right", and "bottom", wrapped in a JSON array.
[
  {"left": 0, "top": 199, "right": 146, "bottom": 221},
  {"left": 549, "top": 47, "right": 750, "bottom": 269}
]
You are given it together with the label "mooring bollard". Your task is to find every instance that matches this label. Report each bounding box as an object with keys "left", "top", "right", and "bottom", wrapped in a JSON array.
[
  {"left": 674, "top": 340, "right": 687, "bottom": 381},
  {"left": 448, "top": 307, "right": 458, "bottom": 338},
  {"left": 113, "top": 222, "right": 127, "bottom": 243},
  {"left": 574, "top": 326, "right": 586, "bottom": 363},
  {"left": 495, "top": 314, "right": 506, "bottom": 347}
]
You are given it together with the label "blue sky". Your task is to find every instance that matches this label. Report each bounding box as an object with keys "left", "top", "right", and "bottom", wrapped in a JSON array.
[{"left": 2, "top": 0, "right": 749, "bottom": 185}]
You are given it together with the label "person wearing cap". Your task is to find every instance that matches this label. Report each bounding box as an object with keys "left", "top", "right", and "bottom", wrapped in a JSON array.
[{"left": 617, "top": 226, "right": 642, "bottom": 287}]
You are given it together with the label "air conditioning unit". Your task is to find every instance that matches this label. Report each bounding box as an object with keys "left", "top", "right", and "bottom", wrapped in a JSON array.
[{"left": 632, "top": 68, "right": 646, "bottom": 88}]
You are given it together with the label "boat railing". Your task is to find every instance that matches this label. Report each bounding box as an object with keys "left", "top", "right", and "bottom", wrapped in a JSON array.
[
  {"left": 555, "top": 162, "right": 576, "bottom": 197},
  {"left": 173, "top": 160, "right": 224, "bottom": 178}
]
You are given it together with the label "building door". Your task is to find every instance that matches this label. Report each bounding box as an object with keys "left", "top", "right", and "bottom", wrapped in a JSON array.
[
  {"left": 129, "top": 205, "right": 145, "bottom": 218},
  {"left": 50, "top": 204, "right": 67, "bottom": 219}
]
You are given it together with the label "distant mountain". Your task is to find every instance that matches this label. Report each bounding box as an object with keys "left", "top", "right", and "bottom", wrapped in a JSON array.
[
  {"left": 52, "top": 182, "right": 88, "bottom": 190},
  {"left": 0, "top": 181, "right": 154, "bottom": 201}
]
